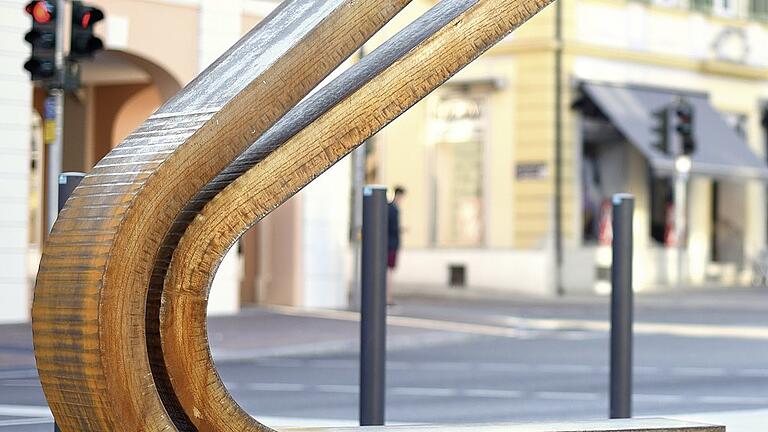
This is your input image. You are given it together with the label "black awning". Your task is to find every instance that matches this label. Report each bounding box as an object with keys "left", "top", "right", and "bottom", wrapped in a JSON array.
[{"left": 580, "top": 81, "right": 768, "bottom": 180}]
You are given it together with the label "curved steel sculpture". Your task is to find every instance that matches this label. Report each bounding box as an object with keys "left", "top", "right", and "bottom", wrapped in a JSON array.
[{"left": 32, "top": 1, "right": 553, "bottom": 430}]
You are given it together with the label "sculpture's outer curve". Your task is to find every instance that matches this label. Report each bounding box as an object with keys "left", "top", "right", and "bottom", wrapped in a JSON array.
[
  {"left": 32, "top": 1, "right": 554, "bottom": 431},
  {"left": 32, "top": 1, "right": 409, "bottom": 430}
]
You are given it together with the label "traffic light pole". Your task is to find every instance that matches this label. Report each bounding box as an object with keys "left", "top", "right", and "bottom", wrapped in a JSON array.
[
  {"left": 46, "top": 0, "right": 66, "bottom": 233},
  {"left": 674, "top": 157, "right": 690, "bottom": 290},
  {"left": 672, "top": 97, "right": 692, "bottom": 290}
]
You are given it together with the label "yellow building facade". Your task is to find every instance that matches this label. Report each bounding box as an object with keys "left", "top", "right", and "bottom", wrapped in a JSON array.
[{"left": 377, "top": 0, "right": 768, "bottom": 295}]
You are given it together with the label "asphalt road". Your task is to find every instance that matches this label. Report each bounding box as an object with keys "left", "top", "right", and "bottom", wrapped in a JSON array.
[{"left": 2, "top": 291, "right": 768, "bottom": 430}]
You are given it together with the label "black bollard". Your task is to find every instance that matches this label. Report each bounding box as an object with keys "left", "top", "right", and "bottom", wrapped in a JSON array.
[
  {"left": 54, "top": 172, "right": 85, "bottom": 432},
  {"left": 58, "top": 172, "right": 85, "bottom": 212},
  {"left": 610, "top": 193, "right": 634, "bottom": 419},
  {"left": 359, "top": 185, "right": 388, "bottom": 426}
]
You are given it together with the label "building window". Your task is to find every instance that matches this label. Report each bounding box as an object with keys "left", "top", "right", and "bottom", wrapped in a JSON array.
[
  {"left": 429, "top": 94, "right": 486, "bottom": 247},
  {"left": 714, "top": 0, "right": 739, "bottom": 15},
  {"left": 691, "top": 0, "right": 740, "bottom": 15},
  {"left": 722, "top": 112, "right": 748, "bottom": 139},
  {"left": 752, "top": 0, "right": 768, "bottom": 19},
  {"left": 690, "top": 0, "right": 714, "bottom": 12},
  {"left": 651, "top": 0, "right": 684, "bottom": 8}
]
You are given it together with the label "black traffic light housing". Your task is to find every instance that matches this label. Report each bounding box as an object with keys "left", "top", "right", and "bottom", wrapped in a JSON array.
[
  {"left": 24, "top": 1, "right": 57, "bottom": 81},
  {"left": 70, "top": 1, "right": 104, "bottom": 60},
  {"left": 650, "top": 106, "right": 670, "bottom": 155},
  {"left": 675, "top": 99, "right": 695, "bottom": 156}
]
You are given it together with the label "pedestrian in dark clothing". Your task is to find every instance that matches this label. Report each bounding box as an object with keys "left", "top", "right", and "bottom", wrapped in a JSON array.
[{"left": 387, "top": 186, "right": 405, "bottom": 305}]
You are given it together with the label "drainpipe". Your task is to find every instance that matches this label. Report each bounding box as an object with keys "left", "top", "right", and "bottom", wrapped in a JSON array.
[{"left": 554, "top": 0, "right": 565, "bottom": 296}]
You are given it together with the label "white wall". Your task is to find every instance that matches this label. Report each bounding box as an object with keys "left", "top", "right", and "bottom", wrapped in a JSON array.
[
  {"left": 394, "top": 249, "right": 553, "bottom": 297},
  {"left": 300, "top": 159, "right": 353, "bottom": 309},
  {"left": 200, "top": 0, "right": 244, "bottom": 314},
  {"left": 0, "top": 0, "right": 32, "bottom": 323},
  {"left": 207, "top": 243, "right": 241, "bottom": 315},
  {"left": 575, "top": 1, "right": 768, "bottom": 69},
  {"left": 198, "top": 0, "right": 243, "bottom": 71}
]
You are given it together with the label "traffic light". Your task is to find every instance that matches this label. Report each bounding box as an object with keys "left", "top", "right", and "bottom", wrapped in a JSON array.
[
  {"left": 23, "top": 1, "right": 57, "bottom": 81},
  {"left": 70, "top": 1, "right": 104, "bottom": 60},
  {"left": 650, "top": 106, "right": 670, "bottom": 155},
  {"left": 675, "top": 99, "right": 695, "bottom": 155}
]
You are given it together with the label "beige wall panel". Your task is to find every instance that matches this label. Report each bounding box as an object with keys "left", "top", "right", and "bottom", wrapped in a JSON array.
[
  {"left": 90, "top": 0, "right": 199, "bottom": 84},
  {"left": 378, "top": 101, "right": 430, "bottom": 248}
]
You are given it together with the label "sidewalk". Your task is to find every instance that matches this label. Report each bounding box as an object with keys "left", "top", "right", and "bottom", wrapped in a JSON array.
[{"left": 0, "top": 305, "right": 472, "bottom": 372}]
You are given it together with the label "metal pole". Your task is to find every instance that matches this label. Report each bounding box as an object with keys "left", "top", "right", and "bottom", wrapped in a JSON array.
[
  {"left": 46, "top": 0, "right": 67, "bottom": 233},
  {"left": 674, "top": 159, "right": 689, "bottom": 289},
  {"left": 51, "top": 3, "right": 69, "bottom": 426},
  {"left": 350, "top": 47, "right": 368, "bottom": 311},
  {"left": 54, "top": 172, "right": 84, "bottom": 431},
  {"left": 360, "top": 185, "right": 388, "bottom": 426},
  {"left": 610, "top": 193, "right": 634, "bottom": 419},
  {"left": 553, "top": 0, "right": 564, "bottom": 297}
]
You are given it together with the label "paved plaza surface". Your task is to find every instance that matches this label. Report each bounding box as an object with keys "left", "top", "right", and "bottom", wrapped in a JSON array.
[{"left": 1, "top": 289, "right": 767, "bottom": 430}]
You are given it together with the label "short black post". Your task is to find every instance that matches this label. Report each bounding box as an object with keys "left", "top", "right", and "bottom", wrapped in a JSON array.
[
  {"left": 54, "top": 172, "right": 85, "bottom": 432},
  {"left": 58, "top": 172, "right": 86, "bottom": 212},
  {"left": 359, "top": 185, "right": 388, "bottom": 426},
  {"left": 610, "top": 193, "right": 634, "bottom": 419}
]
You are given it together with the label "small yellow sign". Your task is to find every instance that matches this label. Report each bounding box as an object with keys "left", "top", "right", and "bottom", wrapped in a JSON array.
[{"left": 44, "top": 120, "right": 56, "bottom": 144}]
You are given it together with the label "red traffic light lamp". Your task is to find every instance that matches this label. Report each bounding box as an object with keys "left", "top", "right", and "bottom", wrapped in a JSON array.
[
  {"left": 24, "top": 0, "right": 57, "bottom": 81},
  {"left": 26, "top": 1, "right": 55, "bottom": 24},
  {"left": 70, "top": 1, "right": 104, "bottom": 60}
]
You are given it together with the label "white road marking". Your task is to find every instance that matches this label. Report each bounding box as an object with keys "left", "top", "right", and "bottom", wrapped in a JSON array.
[
  {"left": 497, "top": 315, "right": 768, "bottom": 341},
  {"left": 672, "top": 367, "right": 729, "bottom": 377},
  {"left": 697, "top": 395, "right": 768, "bottom": 405},
  {"left": 634, "top": 394, "right": 685, "bottom": 403},
  {"left": 0, "top": 405, "right": 53, "bottom": 418},
  {"left": 736, "top": 369, "right": 768, "bottom": 377},
  {"left": 536, "top": 364, "right": 593, "bottom": 374},
  {"left": 462, "top": 389, "right": 523, "bottom": 399},
  {"left": 0, "top": 379, "right": 41, "bottom": 387},
  {"left": 245, "top": 383, "right": 306, "bottom": 392},
  {"left": 390, "top": 387, "right": 458, "bottom": 397},
  {"left": 314, "top": 384, "right": 358, "bottom": 394},
  {"left": 535, "top": 391, "right": 600, "bottom": 401},
  {"left": 0, "top": 369, "right": 37, "bottom": 380},
  {"left": 0, "top": 418, "right": 54, "bottom": 427}
]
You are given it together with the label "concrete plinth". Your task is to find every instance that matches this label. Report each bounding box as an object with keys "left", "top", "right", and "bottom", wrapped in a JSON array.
[{"left": 287, "top": 418, "right": 723, "bottom": 432}]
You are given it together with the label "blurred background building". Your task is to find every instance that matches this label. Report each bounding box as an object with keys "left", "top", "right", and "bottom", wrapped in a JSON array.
[
  {"left": 378, "top": 0, "right": 768, "bottom": 297},
  {"left": 1, "top": 0, "right": 768, "bottom": 323}
]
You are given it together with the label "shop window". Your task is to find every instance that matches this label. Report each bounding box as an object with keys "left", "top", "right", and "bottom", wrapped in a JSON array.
[
  {"left": 429, "top": 94, "right": 486, "bottom": 247},
  {"left": 582, "top": 143, "right": 602, "bottom": 243},
  {"left": 751, "top": 0, "right": 768, "bottom": 19},
  {"left": 690, "top": 0, "right": 714, "bottom": 12},
  {"left": 650, "top": 176, "right": 674, "bottom": 244}
]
